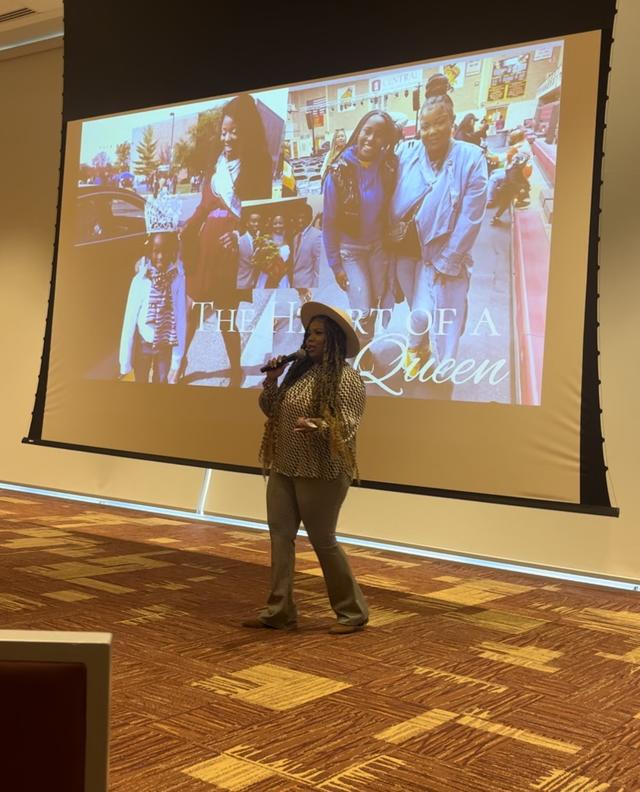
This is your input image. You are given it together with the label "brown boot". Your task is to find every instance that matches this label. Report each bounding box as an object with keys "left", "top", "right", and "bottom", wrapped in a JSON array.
[
  {"left": 328, "top": 623, "right": 365, "bottom": 635},
  {"left": 241, "top": 618, "right": 297, "bottom": 631}
]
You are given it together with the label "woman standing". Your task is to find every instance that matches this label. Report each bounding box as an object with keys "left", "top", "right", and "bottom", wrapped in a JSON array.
[
  {"left": 181, "top": 93, "right": 273, "bottom": 385},
  {"left": 322, "top": 112, "right": 399, "bottom": 339},
  {"left": 390, "top": 74, "right": 488, "bottom": 385},
  {"left": 243, "top": 302, "right": 368, "bottom": 635},
  {"left": 320, "top": 128, "right": 347, "bottom": 181}
]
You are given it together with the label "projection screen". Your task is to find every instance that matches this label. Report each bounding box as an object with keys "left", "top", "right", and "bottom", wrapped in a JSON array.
[{"left": 27, "top": 20, "right": 614, "bottom": 512}]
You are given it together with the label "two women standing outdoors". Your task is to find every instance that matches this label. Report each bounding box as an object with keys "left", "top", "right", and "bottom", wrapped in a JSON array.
[{"left": 321, "top": 74, "right": 488, "bottom": 385}]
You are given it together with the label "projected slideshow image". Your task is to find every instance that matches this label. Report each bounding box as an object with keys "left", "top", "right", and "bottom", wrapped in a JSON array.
[{"left": 71, "top": 40, "right": 562, "bottom": 405}]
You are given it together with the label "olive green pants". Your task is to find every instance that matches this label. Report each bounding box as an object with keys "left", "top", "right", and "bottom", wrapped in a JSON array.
[{"left": 259, "top": 471, "right": 369, "bottom": 627}]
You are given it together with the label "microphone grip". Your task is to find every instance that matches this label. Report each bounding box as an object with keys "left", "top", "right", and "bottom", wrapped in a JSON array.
[{"left": 260, "top": 349, "right": 306, "bottom": 373}]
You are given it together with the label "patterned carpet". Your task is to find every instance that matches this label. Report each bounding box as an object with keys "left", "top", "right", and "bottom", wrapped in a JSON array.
[{"left": 1, "top": 489, "right": 639, "bottom": 791}]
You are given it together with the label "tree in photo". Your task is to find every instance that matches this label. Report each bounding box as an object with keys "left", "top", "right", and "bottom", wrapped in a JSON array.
[
  {"left": 91, "top": 150, "right": 112, "bottom": 184},
  {"left": 172, "top": 108, "right": 223, "bottom": 180},
  {"left": 133, "top": 125, "right": 160, "bottom": 180},
  {"left": 115, "top": 141, "right": 131, "bottom": 172}
]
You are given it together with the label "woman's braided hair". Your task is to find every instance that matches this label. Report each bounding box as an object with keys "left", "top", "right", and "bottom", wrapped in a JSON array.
[{"left": 259, "top": 316, "right": 356, "bottom": 475}]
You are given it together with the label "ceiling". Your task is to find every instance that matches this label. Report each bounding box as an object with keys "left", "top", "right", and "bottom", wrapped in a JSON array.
[{"left": 0, "top": 1, "right": 63, "bottom": 52}]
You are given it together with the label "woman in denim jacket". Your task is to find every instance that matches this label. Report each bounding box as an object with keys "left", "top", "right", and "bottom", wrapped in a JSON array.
[{"left": 390, "top": 74, "right": 488, "bottom": 385}]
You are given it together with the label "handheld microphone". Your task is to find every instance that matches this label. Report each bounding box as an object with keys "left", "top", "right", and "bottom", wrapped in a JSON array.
[{"left": 260, "top": 348, "right": 307, "bottom": 373}]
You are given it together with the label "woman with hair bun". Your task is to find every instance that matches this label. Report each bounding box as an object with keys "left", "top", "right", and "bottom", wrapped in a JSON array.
[{"left": 389, "top": 74, "right": 488, "bottom": 391}]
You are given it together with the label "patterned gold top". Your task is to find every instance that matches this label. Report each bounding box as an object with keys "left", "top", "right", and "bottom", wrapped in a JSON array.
[{"left": 259, "top": 364, "right": 366, "bottom": 480}]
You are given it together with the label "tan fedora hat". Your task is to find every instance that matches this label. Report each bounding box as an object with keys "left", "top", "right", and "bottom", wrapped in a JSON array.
[{"left": 300, "top": 301, "right": 360, "bottom": 358}]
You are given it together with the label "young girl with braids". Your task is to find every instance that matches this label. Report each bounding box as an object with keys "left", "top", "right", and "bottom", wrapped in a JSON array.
[
  {"left": 390, "top": 73, "right": 488, "bottom": 391},
  {"left": 120, "top": 193, "right": 186, "bottom": 384},
  {"left": 242, "top": 301, "right": 368, "bottom": 635},
  {"left": 119, "top": 231, "right": 186, "bottom": 383}
]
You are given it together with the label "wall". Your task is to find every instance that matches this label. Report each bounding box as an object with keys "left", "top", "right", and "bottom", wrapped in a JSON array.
[
  {"left": 1, "top": 1, "right": 638, "bottom": 581},
  {"left": 0, "top": 43, "right": 201, "bottom": 511}
]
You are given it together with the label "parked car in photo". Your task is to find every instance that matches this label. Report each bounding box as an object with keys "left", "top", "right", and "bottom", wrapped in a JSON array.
[
  {"left": 69, "top": 186, "right": 148, "bottom": 379},
  {"left": 75, "top": 185, "right": 146, "bottom": 244}
]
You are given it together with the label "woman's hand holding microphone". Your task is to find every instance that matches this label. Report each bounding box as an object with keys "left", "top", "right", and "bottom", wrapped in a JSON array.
[{"left": 263, "top": 357, "right": 287, "bottom": 382}]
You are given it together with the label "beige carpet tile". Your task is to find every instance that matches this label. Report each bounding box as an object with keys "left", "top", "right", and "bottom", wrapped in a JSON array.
[{"left": 1, "top": 489, "right": 639, "bottom": 790}]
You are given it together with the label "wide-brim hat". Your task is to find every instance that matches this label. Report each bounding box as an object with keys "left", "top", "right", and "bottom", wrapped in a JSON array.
[{"left": 300, "top": 301, "right": 360, "bottom": 358}]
